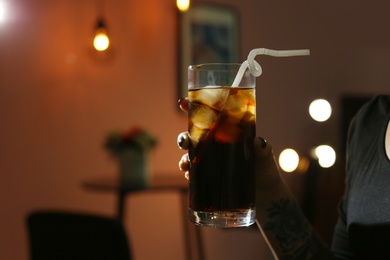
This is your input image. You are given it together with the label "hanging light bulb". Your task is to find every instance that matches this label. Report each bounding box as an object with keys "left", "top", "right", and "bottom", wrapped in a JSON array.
[
  {"left": 0, "top": 1, "right": 6, "bottom": 24},
  {"left": 93, "top": 19, "right": 110, "bottom": 51},
  {"left": 177, "top": 0, "right": 190, "bottom": 12}
]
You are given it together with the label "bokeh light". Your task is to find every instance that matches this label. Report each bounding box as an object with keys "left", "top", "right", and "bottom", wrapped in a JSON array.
[
  {"left": 279, "top": 148, "right": 300, "bottom": 172},
  {"left": 0, "top": 1, "right": 6, "bottom": 24},
  {"left": 177, "top": 0, "right": 190, "bottom": 12},
  {"left": 309, "top": 99, "right": 332, "bottom": 122},
  {"left": 93, "top": 32, "right": 110, "bottom": 51},
  {"left": 313, "top": 145, "right": 336, "bottom": 168}
]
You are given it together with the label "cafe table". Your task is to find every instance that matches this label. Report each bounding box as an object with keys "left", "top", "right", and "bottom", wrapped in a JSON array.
[{"left": 81, "top": 173, "right": 204, "bottom": 260}]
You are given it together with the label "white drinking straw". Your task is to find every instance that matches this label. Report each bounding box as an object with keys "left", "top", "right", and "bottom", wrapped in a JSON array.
[{"left": 231, "top": 48, "right": 310, "bottom": 87}]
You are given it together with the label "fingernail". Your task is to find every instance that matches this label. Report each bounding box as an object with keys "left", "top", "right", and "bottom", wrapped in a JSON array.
[
  {"left": 177, "top": 133, "right": 188, "bottom": 149},
  {"left": 178, "top": 98, "right": 185, "bottom": 105},
  {"left": 178, "top": 135, "right": 185, "bottom": 148},
  {"left": 258, "top": 137, "right": 267, "bottom": 149}
]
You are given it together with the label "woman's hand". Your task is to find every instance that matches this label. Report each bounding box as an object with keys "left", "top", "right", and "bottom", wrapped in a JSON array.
[
  {"left": 177, "top": 98, "right": 190, "bottom": 179},
  {"left": 176, "top": 97, "right": 282, "bottom": 190},
  {"left": 177, "top": 131, "right": 190, "bottom": 180},
  {"left": 176, "top": 98, "right": 333, "bottom": 259}
]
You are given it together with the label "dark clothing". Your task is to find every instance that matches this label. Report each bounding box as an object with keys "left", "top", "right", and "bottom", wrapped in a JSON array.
[{"left": 332, "top": 95, "right": 390, "bottom": 259}]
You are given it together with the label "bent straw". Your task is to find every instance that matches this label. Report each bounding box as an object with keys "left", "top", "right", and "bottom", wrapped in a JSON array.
[
  {"left": 195, "top": 48, "right": 310, "bottom": 163},
  {"left": 231, "top": 48, "right": 310, "bottom": 87}
]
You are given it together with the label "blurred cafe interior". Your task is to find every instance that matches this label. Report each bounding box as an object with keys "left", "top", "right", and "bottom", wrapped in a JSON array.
[{"left": 1, "top": 0, "right": 390, "bottom": 259}]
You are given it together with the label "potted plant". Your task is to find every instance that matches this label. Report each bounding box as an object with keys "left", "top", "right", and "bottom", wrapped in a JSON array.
[{"left": 104, "top": 126, "right": 157, "bottom": 190}]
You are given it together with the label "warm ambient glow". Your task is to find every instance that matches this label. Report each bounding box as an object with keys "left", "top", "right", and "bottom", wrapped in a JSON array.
[
  {"left": 313, "top": 145, "right": 336, "bottom": 168},
  {"left": 279, "top": 148, "right": 300, "bottom": 172},
  {"left": 177, "top": 0, "right": 190, "bottom": 12},
  {"left": 309, "top": 99, "right": 332, "bottom": 122}
]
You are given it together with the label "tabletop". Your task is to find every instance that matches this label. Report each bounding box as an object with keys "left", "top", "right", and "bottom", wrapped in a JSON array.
[{"left": 81, "top": 173, "right": 188, "bottom": 193}]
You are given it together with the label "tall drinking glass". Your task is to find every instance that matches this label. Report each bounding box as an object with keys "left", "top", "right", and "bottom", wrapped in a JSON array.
[{"left": 187, "top": 63, "right": 256, "bottom": 227}]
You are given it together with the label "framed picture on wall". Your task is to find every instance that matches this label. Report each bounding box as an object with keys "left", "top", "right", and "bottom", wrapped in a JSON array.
[{"left": 178, "top": 4, "right": 240, "bottom": 99}]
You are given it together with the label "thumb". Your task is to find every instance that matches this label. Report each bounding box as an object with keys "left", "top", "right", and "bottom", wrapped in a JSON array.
[{"left": 253, "top": 137, "right": 282, "bottom": 189}]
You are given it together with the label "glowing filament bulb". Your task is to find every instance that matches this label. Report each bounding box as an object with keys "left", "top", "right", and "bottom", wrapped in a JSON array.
[
  {"left": 93, "top": 20, "right": 110, "bottom": 51},
  {"left": 0, "top": 2, "right": 6, "bottom": 24},
  {"left": 94, "top": 32, "right": 109, "bottom": 51},
  {"left": 177, "top": 0, "right": 190, "bottom": 12}
]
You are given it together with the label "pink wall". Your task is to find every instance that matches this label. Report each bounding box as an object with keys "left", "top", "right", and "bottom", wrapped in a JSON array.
[
  {"left": 1, "top": 0, "right": 390, "bottom": 259},
  {"left": 0, "top": 1, "right": 187, "bottom": 259}
]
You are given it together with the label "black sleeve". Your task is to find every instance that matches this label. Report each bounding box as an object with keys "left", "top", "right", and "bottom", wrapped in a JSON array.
[
  {"left": 331, "top": 200, "right": 354, "bottom": 259},
  {"left": 330, "top": 106, "right": 358, "bottom": 259}
]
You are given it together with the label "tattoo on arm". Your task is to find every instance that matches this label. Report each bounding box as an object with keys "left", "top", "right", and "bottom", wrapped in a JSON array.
[{"left": 263, "top": 198, "right": 324, "bottom": 259}]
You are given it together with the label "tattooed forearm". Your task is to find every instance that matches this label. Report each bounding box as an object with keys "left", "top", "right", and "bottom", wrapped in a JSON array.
[{"left": 263, "top": 198, "right": 323, "bottom": 259}]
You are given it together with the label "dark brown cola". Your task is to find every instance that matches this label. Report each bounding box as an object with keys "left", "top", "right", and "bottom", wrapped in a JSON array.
[{"left": 188, "top": 87, "right": 256, "bottom": 214}]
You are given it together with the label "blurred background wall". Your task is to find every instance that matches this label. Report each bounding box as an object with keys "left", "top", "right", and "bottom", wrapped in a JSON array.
[{"left": 0, "top": 0, "right": 389, "bottom": 259}]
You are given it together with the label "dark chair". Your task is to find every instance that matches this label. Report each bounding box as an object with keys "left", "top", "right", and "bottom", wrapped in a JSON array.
[{"left": 26, "top": 211, "right": 132, "bottom": 260}]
